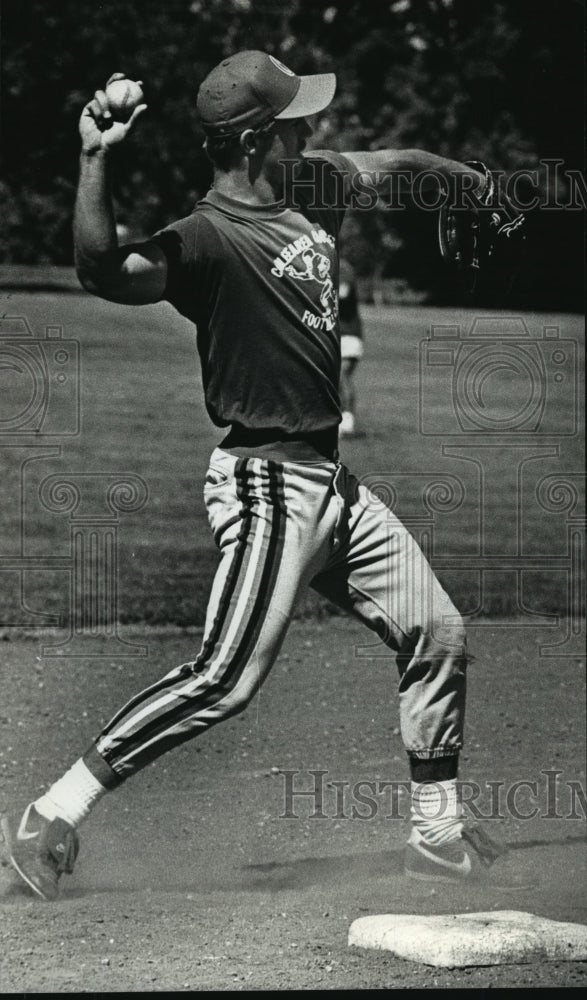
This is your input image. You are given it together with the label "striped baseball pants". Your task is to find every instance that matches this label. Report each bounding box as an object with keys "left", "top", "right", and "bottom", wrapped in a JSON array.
[{"left": 85, "top": 448, "right": 467, "bottom": 787}]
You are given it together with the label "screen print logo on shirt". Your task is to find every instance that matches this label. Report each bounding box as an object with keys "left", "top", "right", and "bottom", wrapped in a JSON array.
[{"left": 270, "top": 228, "right": 338, "bottom": 332}]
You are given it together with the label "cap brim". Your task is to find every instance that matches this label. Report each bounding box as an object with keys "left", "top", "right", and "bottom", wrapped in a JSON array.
[{"left": 275, "top": 72, "right": 336, "bottom": 119}]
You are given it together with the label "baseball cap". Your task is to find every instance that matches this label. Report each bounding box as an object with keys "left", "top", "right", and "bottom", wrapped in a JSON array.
[{"left": 197, "top": 50, "right": 336, "bottom": 139}]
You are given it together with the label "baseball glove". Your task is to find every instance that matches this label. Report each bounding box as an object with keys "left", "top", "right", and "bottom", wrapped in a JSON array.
[{"left": 438, "top": 160, "right": 527, "bottom": 303}]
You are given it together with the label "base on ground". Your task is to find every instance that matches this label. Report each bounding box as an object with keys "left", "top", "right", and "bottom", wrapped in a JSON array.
[{"left": 348, "top": 910, "right": 587, "bottom": 967}]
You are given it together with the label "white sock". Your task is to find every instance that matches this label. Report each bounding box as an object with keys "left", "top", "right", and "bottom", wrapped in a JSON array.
[
  {"left": 340, "top": 411, "right": 355, "bottom": 433},
  {"left": 410, "top": 779, "right": 463, "bottom": 845},
  {"left": 34, "top": 759, "right": 107, "bottom": 828}
]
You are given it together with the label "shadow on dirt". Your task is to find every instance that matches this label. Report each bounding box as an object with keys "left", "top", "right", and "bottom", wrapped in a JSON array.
[
  {"left": 243, "top": 848, "right": 404, "bottom": 891},
  {"left": 505, "top": 834, "right": 586, "bottom": 852}
]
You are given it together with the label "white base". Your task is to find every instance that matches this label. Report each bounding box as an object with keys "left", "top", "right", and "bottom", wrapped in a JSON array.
[{"left": 348, "top": 910, "right": 587, "bottom": 967}]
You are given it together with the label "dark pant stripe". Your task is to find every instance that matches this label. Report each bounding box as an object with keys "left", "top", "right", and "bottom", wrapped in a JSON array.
[
  {"left": 183, "top": 458, "right": 286, "bottom": 714},
  {"left": 191, "top": 458, "right": 254, "bottom": 668},
  {"left": 117, "top": 460, "right": 287, "bottom": 773},
  {"left": 101, "top": 460, "right": 286, "bottom": 773},
  {"left": 97, "top": 458, "right": 255, "bottom": 759}
]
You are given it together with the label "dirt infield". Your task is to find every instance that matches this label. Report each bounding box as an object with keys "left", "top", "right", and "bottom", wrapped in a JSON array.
[{"left": 1, "top": 620, "right": 585, "bottom": 990}]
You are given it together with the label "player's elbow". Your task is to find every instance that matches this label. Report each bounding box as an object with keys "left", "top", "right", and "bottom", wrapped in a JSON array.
[
  {"left": 76, "top": 242, "right": 167, "bottom": 304},
  {"left": 75, "top": 265, "right": 118, "bottom": 302},
  {"left": 75, "top": 265, "right": 101, "bottom": 297},
  {"left": 379, "top": 148, "right": 432, "bottom": 173},
  {"left": 75, "top": 257, "right": 150, "bottom": 304},
  {"left": 75, "top": 248, "right": 119, "bottom": 300}
]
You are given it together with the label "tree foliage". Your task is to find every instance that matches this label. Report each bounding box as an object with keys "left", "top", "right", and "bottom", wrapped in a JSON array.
[{"left": 1, "top": 0, "right": 583, "bottom": 306}]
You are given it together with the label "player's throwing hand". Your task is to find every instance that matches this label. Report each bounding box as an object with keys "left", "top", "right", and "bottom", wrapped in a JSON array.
[{"left": 79, "top": 72, "right": 147, "bottom": 154}]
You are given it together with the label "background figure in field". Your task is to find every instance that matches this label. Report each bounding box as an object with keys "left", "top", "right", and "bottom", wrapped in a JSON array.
[{"left": 338, "top": 256, "right": 364, "bottom": 437}]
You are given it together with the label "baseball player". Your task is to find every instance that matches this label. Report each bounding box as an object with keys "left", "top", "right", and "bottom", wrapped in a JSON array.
[
  {"left": 3, "top": 52, "right": 506, "bottom": 900},
  {"left": 338, "top": 256, "right": 364, "bottom": 436}
]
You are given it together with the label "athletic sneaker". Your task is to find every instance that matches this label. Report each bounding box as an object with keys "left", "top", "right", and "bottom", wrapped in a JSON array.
[
  {"left": 1, "top": 804, "right": 79, "bottom": 901},
  {"left": 405, "top": 823, "right": 507, "bottom": 882}
]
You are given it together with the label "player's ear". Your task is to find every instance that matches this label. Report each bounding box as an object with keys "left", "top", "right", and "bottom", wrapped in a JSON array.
[{"left": 240, "top": 129, "right": 257, "bottom": 154}]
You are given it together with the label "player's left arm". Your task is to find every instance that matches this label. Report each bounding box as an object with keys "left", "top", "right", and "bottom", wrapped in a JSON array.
[
  {"left": 342, "top": 149, "right": 487, "bottom": 199},
  {"left": 344, "top": 151, "right": 527, "bottom": 300}
]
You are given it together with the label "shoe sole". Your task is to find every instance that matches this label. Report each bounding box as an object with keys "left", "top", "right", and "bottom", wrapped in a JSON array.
[
  {"left": 405, "top": 859, "right": 537, "bottom": 891},
  {"left": 0, "top": 816, "right": 53, "bottom": 901},
  {"left": 404, "top": 842, "right": 474, "bottom": 883}
]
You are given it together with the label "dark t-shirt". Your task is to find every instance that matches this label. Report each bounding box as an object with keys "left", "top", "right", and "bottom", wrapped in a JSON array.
[{"left": 153, "top": 151, "right": 353, "bottom": 459}]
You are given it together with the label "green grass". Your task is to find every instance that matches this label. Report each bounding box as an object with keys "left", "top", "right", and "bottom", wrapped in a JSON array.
[{"left": 0, "top": 279, "right": 584, "bottom": 627}]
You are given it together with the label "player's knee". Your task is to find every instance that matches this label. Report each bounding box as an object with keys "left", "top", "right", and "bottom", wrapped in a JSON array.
[
  {"left": 212, "top": 673, "right": 260, "bottom": 722},
  {"left": 447, "top": 609, "right": 465, "bottom": 644},
  {"left": 224, "top": 688, "right": 254, "bottom": 719},
  {"left": 427, "top": 606, "right": 466, "bottom": 655}
]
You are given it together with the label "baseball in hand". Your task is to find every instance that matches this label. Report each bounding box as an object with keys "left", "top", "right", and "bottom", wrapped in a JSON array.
[{"left": 105, "top": 78, "right": 144, "bottom": 122}]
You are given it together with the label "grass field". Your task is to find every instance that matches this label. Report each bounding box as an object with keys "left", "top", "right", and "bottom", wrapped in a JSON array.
[{"left": 0, "top": 273, "right": 584, "bottom": 630}]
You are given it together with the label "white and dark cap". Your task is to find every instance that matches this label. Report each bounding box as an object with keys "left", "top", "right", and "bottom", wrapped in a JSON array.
[{"left": 197, "top": 50, "right": 336, "bottom": 139}]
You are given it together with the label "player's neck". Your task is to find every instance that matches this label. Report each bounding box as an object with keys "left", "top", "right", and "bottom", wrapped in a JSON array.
[{"left": 212, "top": 163, "right": 284, "bottom": 206}]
